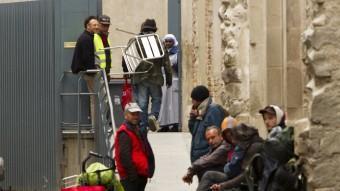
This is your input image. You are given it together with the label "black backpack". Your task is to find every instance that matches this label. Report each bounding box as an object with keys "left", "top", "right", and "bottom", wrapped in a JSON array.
[{"left": 245, "top": 127, "right": 306, "bottom": 191}]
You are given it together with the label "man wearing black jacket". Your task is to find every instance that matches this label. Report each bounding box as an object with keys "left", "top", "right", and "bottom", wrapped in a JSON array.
[
  {"left": 71, "top": 16, "right": 99, "bottom": 128},
  {"left": 71, "top": 16, "right": 99, "bottom": 73}
]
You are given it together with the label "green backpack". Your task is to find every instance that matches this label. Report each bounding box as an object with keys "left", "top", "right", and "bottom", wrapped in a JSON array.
[{"left": 263, "top": 126, "right": 295, "bottom": 164}]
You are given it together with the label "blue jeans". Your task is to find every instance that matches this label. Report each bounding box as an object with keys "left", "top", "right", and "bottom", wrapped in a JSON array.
[{"left": 134, "top": 81, "right": 162, "bottom": 132}]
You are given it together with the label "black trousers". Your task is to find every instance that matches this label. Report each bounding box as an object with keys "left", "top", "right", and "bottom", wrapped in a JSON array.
[{"left": 120, "top": 176, "right": 148, "bottom": 191}]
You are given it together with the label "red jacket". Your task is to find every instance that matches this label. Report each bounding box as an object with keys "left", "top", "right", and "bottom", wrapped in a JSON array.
[{"left": 114, "top": 123, "right": 149, "bottom": 179}]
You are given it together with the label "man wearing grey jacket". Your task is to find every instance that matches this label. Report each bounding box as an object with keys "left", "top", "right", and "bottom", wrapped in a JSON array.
[{"left": 183, "top": 126, "right": 231, "bottom": 182}]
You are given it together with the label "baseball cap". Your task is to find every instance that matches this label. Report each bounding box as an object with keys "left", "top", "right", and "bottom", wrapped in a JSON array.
[
  {"left": 259, "top": 106, "right": 276, "bottom": 115},
  {"left": 124, "top": 102, "right": 142, "bottom": 113},
  {"left": 98, "top": 15, "right": 110, "bottom": 25}
]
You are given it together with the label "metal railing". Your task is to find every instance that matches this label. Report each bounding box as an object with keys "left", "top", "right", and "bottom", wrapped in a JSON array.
[{"left": 60, "top": 69, "right": 115, "bottom": 168}]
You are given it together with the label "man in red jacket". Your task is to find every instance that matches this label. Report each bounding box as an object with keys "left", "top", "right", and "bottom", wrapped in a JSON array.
[{"left": 114, "top": 102, "right": 155, "bottom": 191}]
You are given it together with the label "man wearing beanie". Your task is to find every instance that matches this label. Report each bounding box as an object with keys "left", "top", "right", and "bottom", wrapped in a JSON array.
[
  {"left": 189, "top": 85, "right": 227, "bottom": 163},
  {"left": 122, "top": 18, "right": 172, "bottom": 133}
]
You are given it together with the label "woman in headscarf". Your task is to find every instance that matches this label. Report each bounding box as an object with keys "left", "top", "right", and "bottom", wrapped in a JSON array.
[
  {"left": 259, "top": 105, "right": 286, "bottom": 139},
  {"left": 158, "top": 34, "right": 180, "bottom": 132}
]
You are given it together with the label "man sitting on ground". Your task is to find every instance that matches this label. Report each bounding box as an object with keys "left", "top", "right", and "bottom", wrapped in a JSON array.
[{"left": 183, "top": 126, "right": 230, "bottom": 183}]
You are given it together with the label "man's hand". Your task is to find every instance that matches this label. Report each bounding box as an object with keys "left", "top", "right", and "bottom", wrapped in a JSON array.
[
  {"left": 123, "top": 74, "right": 131, "bottom": 79},
  {"left": 190, "top": 109, "right": 199, "bottom": 118},
  {"left": 210, "top": 184, "right": 221, "bottom": 191},
  {"left": 182, "top": 173, "right": 193, "bottom": 184}
]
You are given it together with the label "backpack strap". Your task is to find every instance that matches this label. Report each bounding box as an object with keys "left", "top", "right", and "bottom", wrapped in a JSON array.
[{"left": 244, "top": 153, "right": 263, "bottom": 191}]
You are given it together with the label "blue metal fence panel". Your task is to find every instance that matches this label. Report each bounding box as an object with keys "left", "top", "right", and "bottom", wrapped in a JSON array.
[{"left": 0, "top": 0, "right": 58, "bottom": 190}]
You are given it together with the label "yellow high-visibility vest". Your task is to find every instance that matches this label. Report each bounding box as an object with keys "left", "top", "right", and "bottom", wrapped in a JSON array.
[{"left": 94, "top": 33, "right": 111, "bottom": 69}]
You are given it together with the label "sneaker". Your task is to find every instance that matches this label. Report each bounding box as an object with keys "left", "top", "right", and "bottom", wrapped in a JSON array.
[{"left": 148, "top": 115, "right": 159, "bottom": 132}]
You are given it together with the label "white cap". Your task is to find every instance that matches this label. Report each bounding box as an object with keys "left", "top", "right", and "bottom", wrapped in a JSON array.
[{"left": 124, "top": 102, "right": 142, "bottom": 113}]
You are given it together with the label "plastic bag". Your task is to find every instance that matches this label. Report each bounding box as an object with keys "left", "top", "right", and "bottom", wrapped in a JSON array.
[
  {"left": 78, "top": 162, "right": 125, "bottom": 191},
  {"left": 78, "top": 162, "right": 113, "bottom": 186}
]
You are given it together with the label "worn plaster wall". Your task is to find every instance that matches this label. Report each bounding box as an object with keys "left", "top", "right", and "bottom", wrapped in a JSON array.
[
  {"left": 181, "top": 0, "right": 226, "bottom": 131},
  {"left": 219, "top": 0, "right": 268, "bottom": 136},
  {"left": 102, "top": 0, "right": 168, "bottom": 74},
  {"left": 298, "top": 0, "right": 340, "bottom": 190}
]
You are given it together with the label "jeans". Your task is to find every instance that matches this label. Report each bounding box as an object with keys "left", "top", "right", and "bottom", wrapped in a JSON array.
[
  {"left": 120, "top": 176, "right": 147, "bottom": 191},
  {"left": 134, "top": 81, "right": 162, "bottom": 132},
  {"left": 197, "top": 171, "right": 229, "bottom": 191}
]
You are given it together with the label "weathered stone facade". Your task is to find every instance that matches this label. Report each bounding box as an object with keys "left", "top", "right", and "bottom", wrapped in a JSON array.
[
  {"left": 218, "top": 0, "right": 249, "bottom": 117},
  {"left": 103, "top": 0, "right": 340, "bottom": 189},
  {"left": 298, "top": 0, "right": 340, "bottom": 190}
]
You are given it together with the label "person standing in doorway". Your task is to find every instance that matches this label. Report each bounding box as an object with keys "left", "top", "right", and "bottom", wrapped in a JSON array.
[
  {"left": 158, "top": 34, "right": 180, "bottom": 132},
  {"left": 114, "top": 102, "right": 155, "bottom": 191},
  {"left": 71, "top": 16, "right": 99, "bottom": 128},
  {"left": 94, "top": 14, "right": 112, "bottom": 80}
]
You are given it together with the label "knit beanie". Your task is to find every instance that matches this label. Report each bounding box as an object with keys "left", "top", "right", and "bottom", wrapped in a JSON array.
[
  {"left": 191, "top": 85, "right": 210, "bottom": 102},
  {"left": 140, "top": 18, "right": 158, "bottom": 32}
]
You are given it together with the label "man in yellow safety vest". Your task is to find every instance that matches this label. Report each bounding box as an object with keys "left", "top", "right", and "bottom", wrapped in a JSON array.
[{"left": 94, "top": 15, "right": 112, "bottom": 79}]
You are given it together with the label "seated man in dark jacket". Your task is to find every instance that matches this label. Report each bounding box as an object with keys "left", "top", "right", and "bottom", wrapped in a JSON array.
[
  {"left": 183, "top": 126, "right": 231, "bottom": 183},
  {"left": 197, "top": 123, "right": 263, "bottom": 191}
]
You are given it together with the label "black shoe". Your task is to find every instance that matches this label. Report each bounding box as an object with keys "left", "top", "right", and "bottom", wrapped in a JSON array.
[
  {"left": 158, "top": 126, "right": 170, "bottom": 132},
  {"left": 169, "top": 124, "right": 179, "bottom": 132}
]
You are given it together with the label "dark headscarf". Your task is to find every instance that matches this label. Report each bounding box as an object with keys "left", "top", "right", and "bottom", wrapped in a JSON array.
[{"left": 231, "top": 123, "right": 262, "bottom": 149}]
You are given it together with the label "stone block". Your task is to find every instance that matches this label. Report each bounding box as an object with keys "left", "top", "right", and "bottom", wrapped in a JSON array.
[
  {"left": 287, "top": 28, "right": 302, "bottom": 61},
  {"left": 267, "top": 27, "right": 283, "bottom": 67},
  {"left": 312, "top": 14, "right": 327, "bottom": 26},
  {"left": 287, "top": 0, "right": 302, "bottom": 28},
  {"left": 267, "top": 68, "right": 283, "bottom": 105},
  {"left": 310, "top": 28, "right": 340, "bottom": 50},
  {"left": 309, "top": 158, "right": 340, "bottom": 188},
  {"left": 311, "top": 85, "right": 340, "bottom": 127},
  {"left": 221, "top": 67, "right": 242, "bottom": 84},
  {"left": 266, "top": 0, "right": 283, "bottom": 27},
  {"left": 320, "top": 130, "right": 340, "bottom": 156},
  {"left": 287, "top": 66, "right": 303, "bottom": 107},
  {"left": 294, "top": 118, "right": 310, "bottom": 155}
]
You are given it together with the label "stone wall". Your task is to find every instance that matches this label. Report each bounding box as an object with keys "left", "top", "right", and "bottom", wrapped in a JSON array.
[
  {"left": 218, "top": 0, "right": 249, "bottom": 117},
  {"left": 181, "top": 0, "right": 269, "bottom": 134},
  {"left": 217, "top": 0, "right": 270, "bottom": 136},
  {"left": 298, "top": 0, "right": 340, "bottom": 190},
  {"left": 181, "top": 0, "right": 227, "bottom": 131}
]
